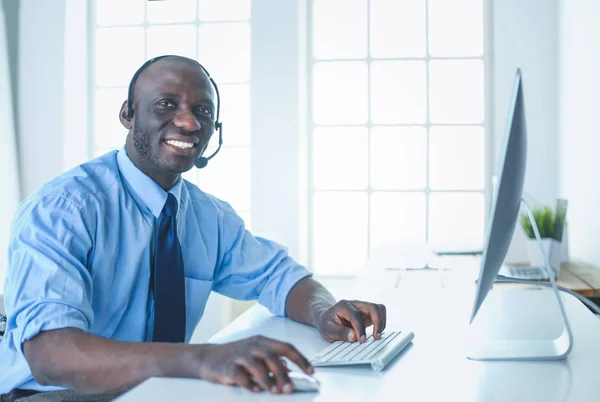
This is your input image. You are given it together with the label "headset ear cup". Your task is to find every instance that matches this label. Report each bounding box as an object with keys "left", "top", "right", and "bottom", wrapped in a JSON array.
[{"left": 120, "top": 104, "right": 133, "bottom": 129}]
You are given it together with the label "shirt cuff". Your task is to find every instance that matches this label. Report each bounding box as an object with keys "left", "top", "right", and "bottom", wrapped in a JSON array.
[
  {"left": 16, "top": 302, "right": 90, "bottom": 355},
  {"left": 259, "top": 265, "right": 313, "bottom": 317}
]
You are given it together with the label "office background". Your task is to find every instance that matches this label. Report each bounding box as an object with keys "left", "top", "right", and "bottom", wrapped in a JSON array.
[{"left": 1, "top": 0, "right": 598, "bottom": 340}]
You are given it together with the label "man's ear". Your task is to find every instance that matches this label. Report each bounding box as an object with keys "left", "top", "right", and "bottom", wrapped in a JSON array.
[{"left": 119, "top": 100, "right": 132, "bottom": 130}]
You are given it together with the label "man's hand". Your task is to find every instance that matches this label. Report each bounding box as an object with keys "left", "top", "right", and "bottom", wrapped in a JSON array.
[
  {"left": 285, "top": 278, "right": 388, "bottom": 344},
  {"left": 197, "top": 335, "right": 314, "bottom": 394},
  {"left": 316, "top": 300, "right": 387, "bottom": 343}
]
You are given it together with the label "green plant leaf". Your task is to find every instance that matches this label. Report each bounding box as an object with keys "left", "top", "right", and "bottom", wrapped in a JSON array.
[
  {"left": 519, "top": 204, "right": 558, "bottom": 239},
  {"left": 519, "top": 212, "right": 535, "bottom": 238}
]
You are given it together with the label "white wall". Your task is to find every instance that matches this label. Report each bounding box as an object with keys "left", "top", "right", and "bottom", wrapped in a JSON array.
[
  {"left": 2, "top": 0, "right": 18, "bottom": 148},
  {"left": 0, "top": 0, "right": 20, "bottom": 294},
  {"left": 492, "top": 0, "right": 559, "bottom": 262},
  {"left": 558, "top": 0, "right": 600, "bottom": 266},
  {"left": 18, "top": 0, "right": 67, "bottom": 197},
  {"left": 63, "top": 0, "right": 89, "bottom": 173},
  {"left": 250, "top": 0, "right": 307, "bottom": 264},
  {"left": 15, "top": 0, "right": 87, "bottom": 201}
]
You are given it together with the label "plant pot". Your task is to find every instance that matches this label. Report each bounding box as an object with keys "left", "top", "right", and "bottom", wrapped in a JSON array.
[{"left": 526, "top": 238, "right": 562, "bottom": 276}]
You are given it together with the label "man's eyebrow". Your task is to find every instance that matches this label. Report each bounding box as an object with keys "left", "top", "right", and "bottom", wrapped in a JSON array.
[
  {"left": 153, "top": 92, "right": 215, "bottom": 108},
  {"left": 154, "top": 92, "right": 182, "bottom": 99}
]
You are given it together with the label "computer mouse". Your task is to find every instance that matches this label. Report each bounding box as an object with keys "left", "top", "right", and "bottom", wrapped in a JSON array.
[{"left": 288, "top": 371, "right": 320, "bottom": 392}]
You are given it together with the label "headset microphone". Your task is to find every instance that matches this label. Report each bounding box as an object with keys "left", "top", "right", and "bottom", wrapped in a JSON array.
[
  {"left": 195, "top": 122, "right": 222, "bottom": 169},
  {"left": 195, "top": 158, "right": 208, "bottom": 169}
]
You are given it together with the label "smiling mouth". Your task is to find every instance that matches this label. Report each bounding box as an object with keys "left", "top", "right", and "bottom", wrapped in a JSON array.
[{"left": 164, "top": 139, "right": 196, "bottom": 151}]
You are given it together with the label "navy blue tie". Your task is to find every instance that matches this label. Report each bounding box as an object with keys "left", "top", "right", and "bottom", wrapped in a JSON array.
[{"left": 152, "top": 193, "right": 186, "bottom": 342}]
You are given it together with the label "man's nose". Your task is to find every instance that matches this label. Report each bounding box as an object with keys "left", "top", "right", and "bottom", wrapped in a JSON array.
[{"left": 173, "top": 109, "right": 201, "bottom": 132}]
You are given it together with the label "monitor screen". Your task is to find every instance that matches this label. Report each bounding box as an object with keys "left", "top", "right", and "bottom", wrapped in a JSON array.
[{"left": 470, "top": 69, "right": 528, "bottom": 323}]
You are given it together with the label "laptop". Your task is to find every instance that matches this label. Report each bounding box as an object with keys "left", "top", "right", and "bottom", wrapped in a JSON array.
[{"left": 499, "top": 199, "right": 568, "bottom": 280}]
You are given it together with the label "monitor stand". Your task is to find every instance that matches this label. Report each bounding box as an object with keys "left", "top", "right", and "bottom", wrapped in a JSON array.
[{"left": 466, "top": 198, "right": 574, "bottom": 361}]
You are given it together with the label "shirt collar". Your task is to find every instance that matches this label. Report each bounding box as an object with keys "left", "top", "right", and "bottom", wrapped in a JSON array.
[{"left": 117, "top": 147, "right": 182, "bottom": 219}]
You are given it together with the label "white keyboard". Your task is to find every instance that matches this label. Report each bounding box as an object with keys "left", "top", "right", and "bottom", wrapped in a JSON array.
[{"left": 311, "top": 330, "right": 414, "bottom": 372}]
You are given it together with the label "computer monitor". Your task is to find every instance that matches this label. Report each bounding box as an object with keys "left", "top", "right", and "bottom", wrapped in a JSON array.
[
  {"left": 470, "top": 69, "right": 527, "bottom": 323},
  {"left": 467, "top": 69, "right": 573, "bottom": 361}
]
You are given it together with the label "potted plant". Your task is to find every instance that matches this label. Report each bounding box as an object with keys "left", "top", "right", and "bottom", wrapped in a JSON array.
[{"left": 519, "top": 204, "right": 566, "bottom": 275}]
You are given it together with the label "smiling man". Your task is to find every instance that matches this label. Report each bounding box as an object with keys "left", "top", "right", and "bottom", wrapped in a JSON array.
[{"left": 0, "top": 56, "right": 387, "bottom": 401}]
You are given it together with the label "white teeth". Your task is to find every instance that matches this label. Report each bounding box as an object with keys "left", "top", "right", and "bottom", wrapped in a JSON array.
[{"left": 166, "top": 140, "right": 194, "bottom": 149}]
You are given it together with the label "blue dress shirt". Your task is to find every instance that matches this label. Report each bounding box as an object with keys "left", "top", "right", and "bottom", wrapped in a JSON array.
[{"left": 0, "top": 149, "right": 311, "bottom": 393}]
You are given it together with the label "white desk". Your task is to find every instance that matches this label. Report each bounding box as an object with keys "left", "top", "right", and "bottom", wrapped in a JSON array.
[{"left": 116, "top": 285, "right": 600, "bottom": 401}]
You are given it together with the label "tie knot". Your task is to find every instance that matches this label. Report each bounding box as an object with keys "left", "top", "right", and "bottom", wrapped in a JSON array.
[{"left": 162, "top": 193, "right": 178, "bottom": 217}]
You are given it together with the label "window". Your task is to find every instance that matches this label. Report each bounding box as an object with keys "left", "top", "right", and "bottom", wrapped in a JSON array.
[
  {"left": 91, "top": 0, "right": 252, "bottom": 226},
  {"left": 308, "top": 0, "right": 487, "bottom": 275}
]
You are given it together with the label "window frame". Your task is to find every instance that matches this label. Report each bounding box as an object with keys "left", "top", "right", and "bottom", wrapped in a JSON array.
[{"left": 305, "top": 0, "right": 494, "bottom": 275}]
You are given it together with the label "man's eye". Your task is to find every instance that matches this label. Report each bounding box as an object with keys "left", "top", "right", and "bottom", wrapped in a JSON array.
[
  {"left": 158, "top": 101, "right": 176, "bottom": 108},
  {"left": 197, "top": 107, "right": 213, "bottom": 117}
]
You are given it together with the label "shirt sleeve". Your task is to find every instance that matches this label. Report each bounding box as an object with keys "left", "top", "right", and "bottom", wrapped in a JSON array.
[
  {"left": 3, "top": 193, "right": 94, "bottom": 357},
  {"left": 212, "top": 201, "right": 312, "bottom": 317}
]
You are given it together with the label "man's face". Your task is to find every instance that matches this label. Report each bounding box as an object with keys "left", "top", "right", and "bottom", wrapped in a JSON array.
[{"left": 123, "top": 60, "right": 216, "bottom": 174}]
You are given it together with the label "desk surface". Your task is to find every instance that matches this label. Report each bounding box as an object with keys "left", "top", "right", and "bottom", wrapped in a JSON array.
[
  {"left": 542, "top": 262, "right": 600, "bottom": 297},
  {"left": 353, "top": 255, "right": 600, "bottom": 297},
  {"left": 117, "top": 286, "right": 600, "bottom": 402}
]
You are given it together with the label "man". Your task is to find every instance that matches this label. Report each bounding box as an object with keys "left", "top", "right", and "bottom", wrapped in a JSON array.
[{"left": 0, "top": 55, "right": 387, "bottom": 401}]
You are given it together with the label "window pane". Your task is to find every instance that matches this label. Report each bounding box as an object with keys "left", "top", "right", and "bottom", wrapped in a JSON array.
[
  {"left": 198, "top": 147, "right": 250, "bottom": 211},
  {"left": 312, "top": 0, "right": 368, "bottom": 59},
  {"left": 313, "top": 192, "right": 368, "bottom": 275},
  {"left": 370, "top": 0, "right": 426, "bottom": 58},
  {"left": 370, "top": 126, "right": 426, "bottom": 190},
  {"left": 96, "top": 27, "right": 145, "bottom": 87},
  {"left": 313, "top": 127, "right": 368, "bottom": 190},
  {"left": 94, "top": 88, "right": 128, "bottom": 149},
  {"left": 147, "top": 0, "right": 196, "bottom": 24},
  {"left": 198, "top": 0, "right": 251, "bottom": 21},
  {"left": 429, "top": 126, "right": 485, "bottom": 190},
  {"left": 370, "top": 192, "right": 426, "bottom": 253},
  {"left": 147, "top": 25, "right": 197, "bottom": 59},
  {"left": 429, "top": 192, "right": 484, "bottom": 250},
  {"left": 428, "top": 0, "right": 484, "bottom": 57},
  {"left": 96, "top": 0, "right": 144, "bottom": 27},
  {"left": 199, "top": 23, "right": 250, "bottom": 83},
  {"left": 218, "top": 84, "right": 250, "bottom": 147},
  {"left": 371, "top": 61, "right": 427, "bottom": 124},
  {"left": 429, "top": 60, "right": 484, "bottom": 124},
  {"left": 313, "top": 62, "right": 368, "bottom": 125}
]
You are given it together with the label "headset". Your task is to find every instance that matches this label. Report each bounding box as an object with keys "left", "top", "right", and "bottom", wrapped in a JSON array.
[{"left": 124, "top": 55, "right": 222, "bottom": 169}]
